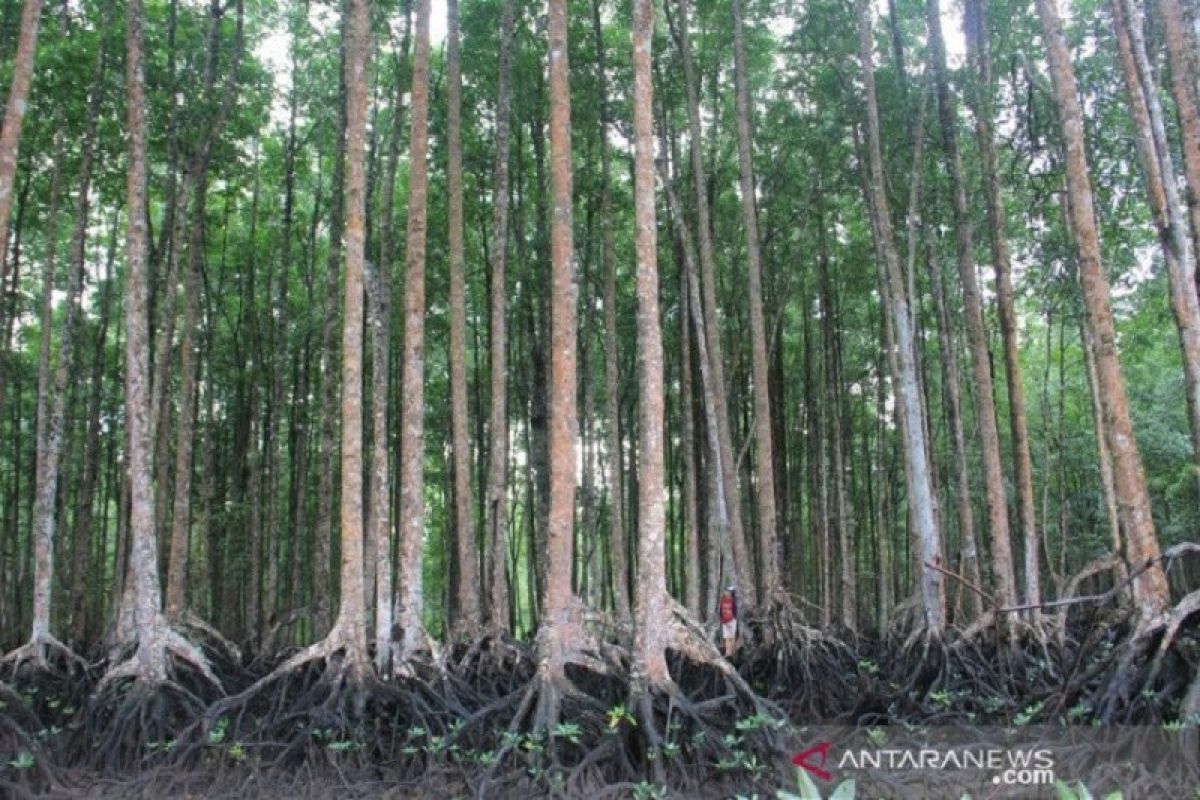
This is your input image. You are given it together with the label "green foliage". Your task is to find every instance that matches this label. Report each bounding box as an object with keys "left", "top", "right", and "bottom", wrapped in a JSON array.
[{"left": 8, "top": 751, "right": 35, "bottom": 771}]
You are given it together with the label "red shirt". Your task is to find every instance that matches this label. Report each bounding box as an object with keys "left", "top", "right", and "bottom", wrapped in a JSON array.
[{"left": 719, "top": 594, "right": 735, "bottom": 623}]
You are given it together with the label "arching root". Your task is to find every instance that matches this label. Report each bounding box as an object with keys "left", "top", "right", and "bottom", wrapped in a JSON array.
[
  {"left": 741, "top": 592, "right": 859, "bottom": 718},
  {"left": 1087, "top": 587, "right": 1200, "bottom": 722},
  {"left": 0, "top": 680, "right": 61, "bottom": 798},
  {"left": 2, "top": 632, "right": 87, "bottom": 677},
  {"left": 174, "top": 610, "right": 242, "bottom": 666}
]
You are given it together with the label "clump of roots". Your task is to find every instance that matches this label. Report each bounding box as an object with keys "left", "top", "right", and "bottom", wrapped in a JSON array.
[
  {"left": 741, "top": 592, "right": 860, "bottom": 719},
  {"left": 0, "top": 680, "right": 61, "bottom": 798}
]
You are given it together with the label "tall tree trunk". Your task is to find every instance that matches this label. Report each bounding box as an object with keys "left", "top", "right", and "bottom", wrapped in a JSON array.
[
  {"left": 730, "top": 0, "right": 780, "bottom": 601},
  {"left": 1080, "top": 318, "right": 1125, "bottom": 578},
  {"left": 371, "top": 0, "right": 410, "bottom": 668},
  {"left": 486, "top": 0, "right": 516, "bottom": 632},
  {"left": 0, "top": 0, "right": 43, "bottom": 354},
  {"left": 540, "top": 0, "right": 581, "bottom": 687},
  {"left": 593, "top": 0, "right": 631, "bottom": 623},
  {"left": 679, "top": 252, "right": 702, "bottom": 617},
  {"left": 1110, "top": 0, "right": 1200, "bottom": 488},
  {"left": 327, "top": 0, "right": 372, "bottom": 672},
  {"left": 314, "top": 42, "right": 348, "bottom": 636},
  {"left": 1154, "top": 0, "right": 1200, "bottom": 275},
  {"left": 396, "top": 0, "right": 432, "bottom": 661},
  {"left": 71, "top": 209, "right": 119, "bottom": 646},
  {"left": 964, "top": 0, "right": 1042, "bottom": 611},
  {"left": 630, "top": 0, "right": 670, "bottom": 687},
  {"left": 446, "top": 0, "right": 478, "bottom": 633},
  {"left": 1034, "top": 0, "right": 1170, "bottom": 620},
  {"left": 854, "top": 0, "right": 945, "bottom": 633},
  {"left": 926, "top": 234, "right": 984, "bottom": 620},
  {"left": 674, "top": 0, "right": 754, "bottom": 606},
  {"left": 118, "top": 0, "right": 205, "bottom": 682},
  {"left": 818, "top": 228, "right": 856, "bottom": 630},
  {"left": 24, "top": 125, "right": 65, "bottom": 664},
  {"left": 927, "top": 0, "right": 1018, "bottom": 613}
]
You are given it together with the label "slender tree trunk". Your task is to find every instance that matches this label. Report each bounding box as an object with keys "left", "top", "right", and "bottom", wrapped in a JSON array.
[
  {"left": 71, "top": 210, "right": 118, "bottom": 646},
  {"left": 593, "top": 0, "right": 631, "bottom": 623},
  {"left": 397, "top": 0, "right": 432, "bottom": 660},
  {"left": 0, "top": 0, "right": 43, "bottom": 353},
  {"left": 854, "top": 0, "right": 945, "bottom": 633},
  {"left": 679, "top": 254, "right": 702, "bottom": 617},
  {"left": 1154, "top": 0, "right": 1200, "bottom": 273},
  {"left": 314, "top": 49, "right": 348, "bottom": 636},
  {"left": 446, "top": 0, "right": 478, "bottom": 633},
  {"left": 25, "top": 127, "right": 64, "bottom": 662},
  {"left": 1080, "top": 318, "right": 1125, "bottom": 577},
  {"left": 328, "top": 0, "right": 371, "bottom": 672},
  {"left": 731, "top": 0, "right": 780, "bottom": 601},
  {"left": 674, "top": 0, "right": 754, "bottom": 606},
  {"left": 1034, "top": 0, "right": 1170, "bottom": 620},
  {"left": 540, "top": 0, "right": 581, "bottom": 686},
  {"left": 371, "top": 0, "right": 410, "bottom": 669},
  {"left": 927, "top": 0, "right": 1018, "bottom": 613},
  {"left": 818, "top": 230, "right": 856, "bottom": 630},
  {"left": 121, "top": 0, "right": 173, "bottom": 680},
  {"left": 963, "top": 0, "right": 1042, "bottom": 611},
  {"left": 630, "top": 0, "right": 670, "bottom": 687},
  {"left": 926, "top": 234, "right": 984, "bottom": 619},
  {"left": 1110, "top": 0, "right": 1200, "bottom": 488},
  {"left": 486, "top": 0, "right": 516, "bottom": 632}
]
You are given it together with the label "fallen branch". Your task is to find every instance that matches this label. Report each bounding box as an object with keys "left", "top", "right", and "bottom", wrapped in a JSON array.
[{"left": 924, "top": 548, "right": 1185, "bottom": 616}]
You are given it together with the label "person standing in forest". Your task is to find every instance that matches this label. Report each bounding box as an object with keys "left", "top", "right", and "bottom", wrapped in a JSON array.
[{"left": 719, "top": 587, "right": 738, "bottom": 657}]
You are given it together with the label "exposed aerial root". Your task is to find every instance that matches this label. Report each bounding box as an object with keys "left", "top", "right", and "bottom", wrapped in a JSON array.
[
  {"left": 98, "top": 625, "right": 222, "bottom": 695},
  {"left": 741, "top": 592, "right": 859, "bottom": 718},
  {"left": 2, "top": 632, "right": 87, "bottom": 677},
  {"left": 202, "top": 630, "right": 365, "bottom": 731},
  {"left": 1084, "top": 587, "right": 1200, "bottom": 723},
  {"left": 77, "top": 673, "right": 212, "bottom": 771},
  {"left": 0, "top": 680, "right": 61, "bottom": 798},
  {"left": 174, "top": 610, "right": 242, "bottom": 666}
]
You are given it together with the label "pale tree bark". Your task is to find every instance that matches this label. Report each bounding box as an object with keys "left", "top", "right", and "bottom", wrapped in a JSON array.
[
  {"left": 630, "top": 0, "right": 670, "bottom": 688},
  {"left": 327, "top": 0, "right": 372, "bottom": 672},
  {"left": 594, "top": 0, "right": 631, "bottom": 622},
  {"left": 447, "top": 0, "right": 479, "bottom": 633},
  {"left": 1154, "top": 0, "right": 1200, "bottom": 275},
  {"left": 486, "top": 0, "right": 516, "bottom": 632},
  {"left": 165, "top": 0, "right": 244, "bottom": 623},
  {"left": 674, "top": 0, "right": 754, "bottom": 606},
  {"left": 730, "top": 0, "right": 780, "bottom": 601},
  {"left": 71, "top": 209, "right": 119, "bottom": 647},
  {"left": 662, "top": 170, "right": 736, "bottom": 623},
  {"left": 927, "top": 234, "right": 984, "bottom": 620},
  {"left": 679, "top": 261, "right": 702, "bottom": 617},
  {"left": 314, "top": 40, "right": 348, "bottom": 637},
  {"left": 537, "top": 0, "right": 589, "bottom": 695},
  {"left": 0, "top": 0, "right": 44, "bottom": 356},
  {"left": 1080, "top": 318, "right": 1126, "bottom": 582},
  {"left": 926, "top": 0, "right": 1018, "bottom": 614},
  {"left": 396, "top": 0, "right": 433, "bottom": 662},
  {"left": 1111, "top": 0, "right": 1200, "bottom": 489},
  {"left": 104, "top": 0, "right": 217, "bottom": 687},
  {"left": 818, "top": 237, "right": 856, "bottom": 630},
  {"left": 263, "top": 2, "right": 301, "bottom": 629},
  {"left": 1034, "top": 0, "right": 1170, "bottom": 620},
  {"left": 854, "top": 0, "right": 945, "bottom": 633},
  {"left": 13, "top": 126, "right": 66, "bottom": 669},
  {"left": 371, "top": 0, "right": 410, "bottom": 669},
  {"left": 963, "top": 0, "right": 1042, "bottom": 612}
]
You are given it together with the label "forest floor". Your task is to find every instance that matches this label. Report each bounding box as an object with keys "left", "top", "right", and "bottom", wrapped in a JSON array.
[{"left": 2, "top": 601, "right": 1199, "bottom": 799}]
